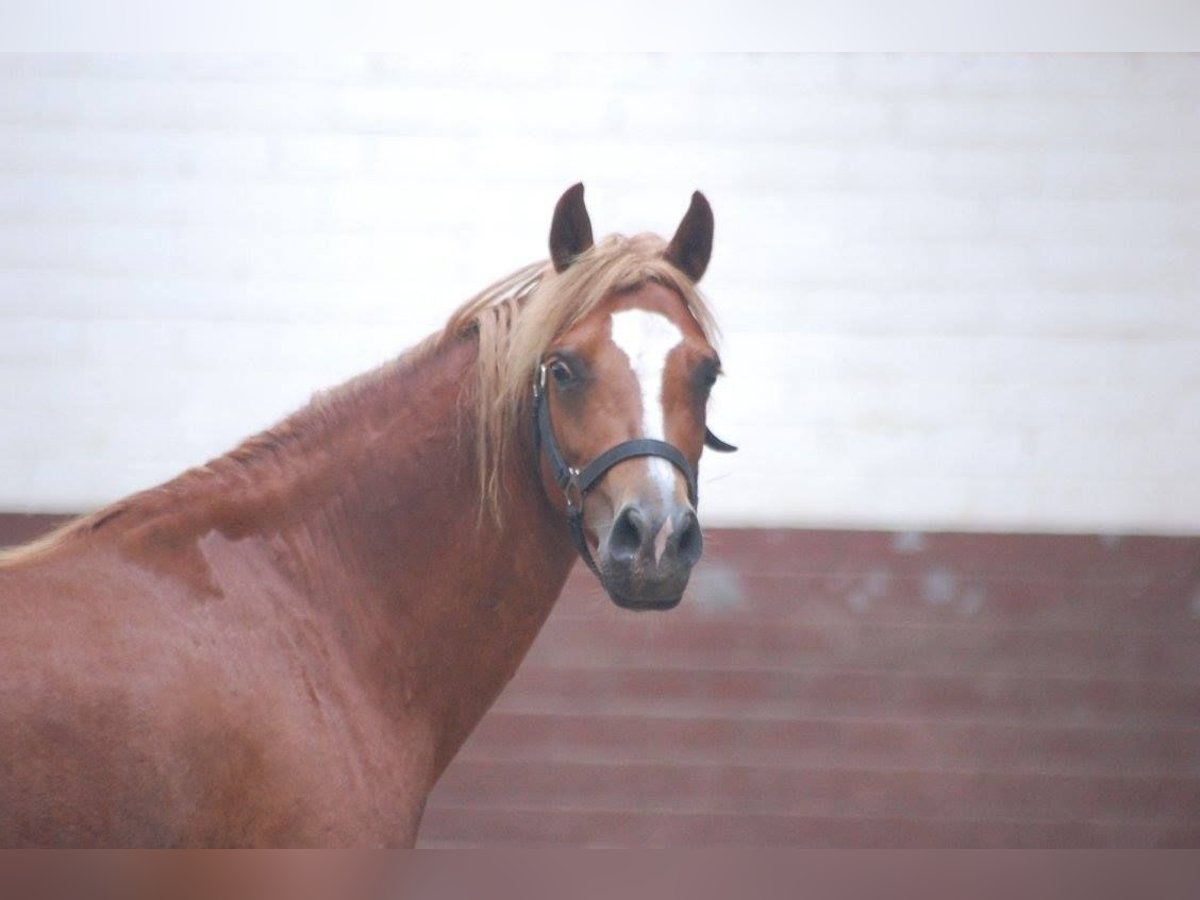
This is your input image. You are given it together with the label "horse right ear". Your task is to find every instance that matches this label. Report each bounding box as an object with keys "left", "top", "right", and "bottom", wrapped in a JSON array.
[{"left": 549, "top": 183, "right": 594, "bottom": 273}]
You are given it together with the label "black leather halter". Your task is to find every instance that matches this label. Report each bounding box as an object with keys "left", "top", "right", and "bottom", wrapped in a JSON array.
[{"left": 532, "top": 361, "right": 737, "bottom": 580}]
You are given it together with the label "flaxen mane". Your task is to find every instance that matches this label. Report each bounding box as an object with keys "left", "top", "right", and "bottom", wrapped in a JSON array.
[{"left": 0, "top": 233, "right": 716, "bottom": 561}]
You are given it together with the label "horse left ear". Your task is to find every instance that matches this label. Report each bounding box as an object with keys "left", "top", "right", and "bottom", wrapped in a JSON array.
[
  {"left": 664, "top": 190, "right": 714, "bottom": 283},
  {"left": 549, "top": 182, "right": 594, "bottom": 273}
]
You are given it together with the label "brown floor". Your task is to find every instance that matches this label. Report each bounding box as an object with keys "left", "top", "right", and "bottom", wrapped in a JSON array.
[{"left": 4, "top": 515, "right": 1199, "bottom": 847}]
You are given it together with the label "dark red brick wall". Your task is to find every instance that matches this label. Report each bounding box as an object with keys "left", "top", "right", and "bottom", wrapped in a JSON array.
[
  {"left": 4, "top": 517, "right": 1198, "bottom": 846},
  {"left": 421, "top": 529, "right": 1200, "bottom": 847}
]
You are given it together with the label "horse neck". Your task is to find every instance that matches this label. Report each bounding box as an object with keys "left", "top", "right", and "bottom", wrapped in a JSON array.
[{"left": 226, "top": 335, "right": 577, "bottom": 778}]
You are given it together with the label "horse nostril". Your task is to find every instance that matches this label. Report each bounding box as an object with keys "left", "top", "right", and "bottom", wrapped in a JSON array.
[
  {"left": 609, "top": 505, "right": 646, "bottom": 562},
  {"left": 672, "top": 509, "right": 703, "bottom": 566}
]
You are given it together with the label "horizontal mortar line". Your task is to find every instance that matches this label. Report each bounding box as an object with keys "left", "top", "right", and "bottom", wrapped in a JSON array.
[
  {"left": 420, "top": 799, "right": 1194, "bottom": 829},
  {"left": 543, "top": 617, "right": 1200, "bottom": 639},
  {"left": 449, "top": 751, "right": 1200, "bottom": 781},
  {"left": 5, "top": 303, "right": 1199, "bottom": 344},
  {"left": 477, "top": 709, "right": 1200, "bottom": 734},
  {"left": 0, "top": 129, "right": 926, "bottom": 156},
  {"left": 10, "top": 68, "right": 1174, "bottom": 94},
  {"left": 540, "top": 624, "right": 1200, "bottom": 643},
  {"left": 489, "top": 701, "right": 1198, "bottom": 728},
  {"left": 1, "top": 171, "right": 1191, "bottom": 207},
  {"left": 4, "top": 318, "right": 1194, "bottom": 344},
  {"left": 695, "top": 564, "right": 1198, "bottom": 579},
  {"left": 0, "top": 265, "right": 366, "bottom": 283},
  {"left": 0, "top": 311, "right": 423, "bottom": 327},
  {"left": 659, "top": 568, "right": 1190, "bottom": 582},
  {"left": 522, "top": 662, "right": 1200, "bottom": 683},
  {"left": 4, "top": 190, "right": 1194, "bottom": 212},
  {"left": 0, "top": 118, "right": 872, "bottom": 142},
  {"left": 510, "top": 662, "right": 1200, "bottom": 689},
  {"left": 0, "top": 72, "right": 379, "bottom": 86},
  {"left": 517, "top": 656, "right": 1200, "bottom": 681},
  {"left": 4, "top": 64, "right": 1188, "bottom": 88},
  {"left": 442, "top": 758, "right": 1200, "bottom": 783},
  {"left": 555, "top": 593, "right": 1200, "bottom": 612},
  {"left": 0, "top": 217, "right": 484, "bottom": 235}
]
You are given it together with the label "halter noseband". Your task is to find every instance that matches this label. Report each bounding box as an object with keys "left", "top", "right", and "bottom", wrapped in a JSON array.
[{"left": 532, "top": 361, "right": 736, "bottom": 581}]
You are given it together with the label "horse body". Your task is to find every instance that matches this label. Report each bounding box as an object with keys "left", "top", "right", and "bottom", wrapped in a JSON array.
[
  {"left": 0, "top": 336, "right": 575, "bottom": 846},
  {"left": 0, "top": 185, "right": 726, "bottom": 846}
]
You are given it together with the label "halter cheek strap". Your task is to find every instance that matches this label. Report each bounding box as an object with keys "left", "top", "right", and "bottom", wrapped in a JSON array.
[{"left": 532, "top": 362, "right": 736, "bottom": 581}]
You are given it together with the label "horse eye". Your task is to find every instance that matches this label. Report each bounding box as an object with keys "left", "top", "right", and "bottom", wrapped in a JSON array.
[
  {"left": 549, "top": 359, "right": 575, "bottom": 385},
  {"left": 697, "top": 362, "right": 720, "bottom": 393}
]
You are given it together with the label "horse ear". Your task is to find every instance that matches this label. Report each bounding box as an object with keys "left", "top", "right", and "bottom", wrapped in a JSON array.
[
  {"left": 664, "top": 191, "right": 714, "bottom": 283},
  {"left": 549, "top": 183, "right": 594, "bottom": 273}
]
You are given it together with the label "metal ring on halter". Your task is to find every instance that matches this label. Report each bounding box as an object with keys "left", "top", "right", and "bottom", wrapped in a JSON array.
[{"left": 562, "top": 469, "right": 583, "bottom": 515}]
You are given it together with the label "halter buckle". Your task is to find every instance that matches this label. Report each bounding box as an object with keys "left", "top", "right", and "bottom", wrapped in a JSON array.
[{"left": 563, "top": 470, "right": 584, "bottom": 514}]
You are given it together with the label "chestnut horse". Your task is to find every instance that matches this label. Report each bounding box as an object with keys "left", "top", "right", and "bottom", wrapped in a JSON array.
[{"left": 0, "top": 184, "right": 734, "bottom": 847}]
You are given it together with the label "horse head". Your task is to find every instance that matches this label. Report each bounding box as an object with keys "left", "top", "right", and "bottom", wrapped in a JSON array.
[{"left": 535, "top": 184, "right": 735, "bottom": 611}]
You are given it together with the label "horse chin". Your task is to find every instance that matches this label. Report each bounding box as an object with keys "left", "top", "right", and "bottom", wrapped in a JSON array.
[
  {"left": 606, "top": 588, "right": 684, "bottom": 612},
  {"left": 598, "top": 565, "right": 689, "bottom": 612}
]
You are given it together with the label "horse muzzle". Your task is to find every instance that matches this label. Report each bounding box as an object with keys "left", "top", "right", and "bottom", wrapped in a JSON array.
[{"left": 597, "top": 501, "right": 702, "bottom": 611}]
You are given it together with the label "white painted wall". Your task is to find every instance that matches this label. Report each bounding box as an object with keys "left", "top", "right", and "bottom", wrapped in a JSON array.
[{"left": 1, "top": 54, "right": 1197, "bottom": 533}]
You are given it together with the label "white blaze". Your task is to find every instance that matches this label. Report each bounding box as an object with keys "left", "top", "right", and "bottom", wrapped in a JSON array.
[{"left": 609, "top": 309, "right": 685, "bottom": 506}]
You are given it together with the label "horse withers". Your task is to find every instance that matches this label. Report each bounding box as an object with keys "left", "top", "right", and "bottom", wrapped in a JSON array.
[{"left": 0, "top": 184, "right": 733, "bottom": 847}]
